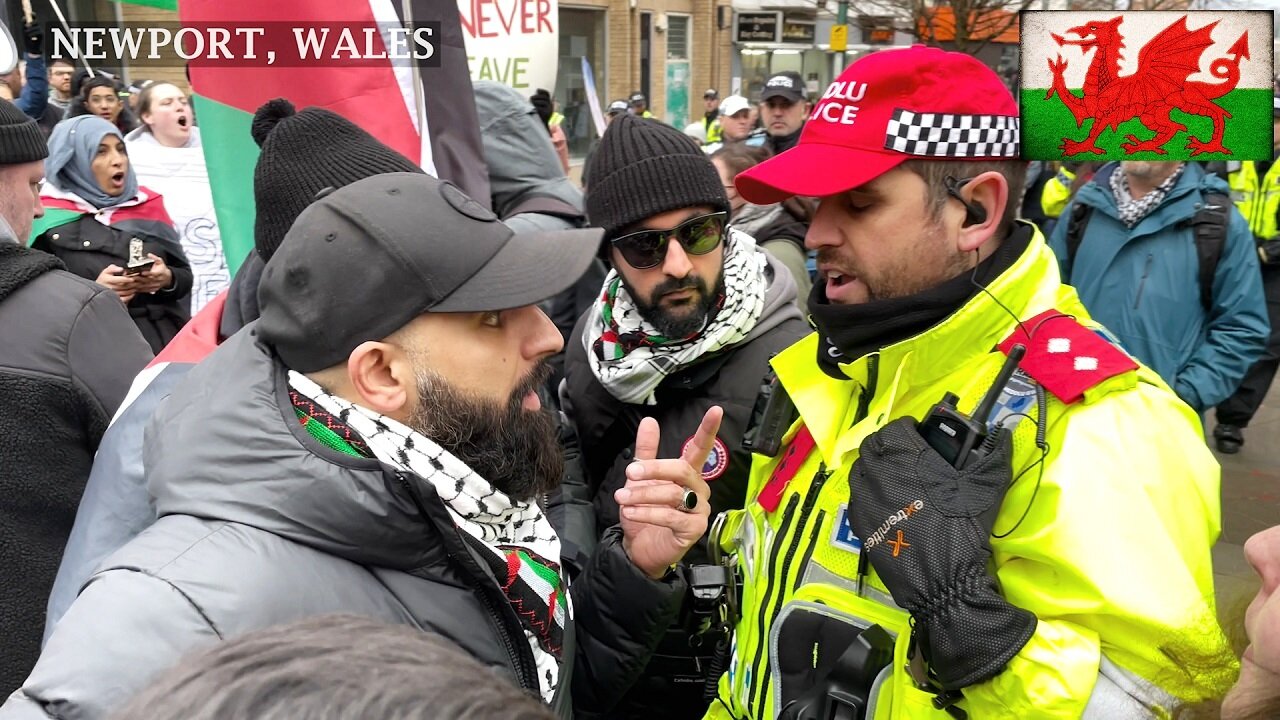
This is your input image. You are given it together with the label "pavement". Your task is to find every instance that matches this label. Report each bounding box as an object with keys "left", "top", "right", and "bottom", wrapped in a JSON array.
[{"left": 1209, "top": 377, "right": 1279, "bottom": 608}]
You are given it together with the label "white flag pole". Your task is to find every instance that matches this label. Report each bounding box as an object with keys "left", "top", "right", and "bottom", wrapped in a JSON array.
[{"left": 46, "top": 0, "right": 95, "bottom": 78}]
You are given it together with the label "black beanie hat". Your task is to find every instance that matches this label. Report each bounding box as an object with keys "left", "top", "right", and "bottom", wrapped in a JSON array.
[
  {"left": 584, "top": 114, "right": 729, "bottom": 240},
  {"left": 0, "top": 100, "right": 48, "bottom": 165},
  {"left": 250, "top": 98, "right": 424, "bottom": 261}
]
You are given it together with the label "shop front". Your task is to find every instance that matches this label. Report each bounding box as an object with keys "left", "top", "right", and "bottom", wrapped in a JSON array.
[
  {"left": 732, "top": 10, "right": 831, "bottom": 102},
  {"left": 556, "top": 5, "right": 609, "bottom": 159}
]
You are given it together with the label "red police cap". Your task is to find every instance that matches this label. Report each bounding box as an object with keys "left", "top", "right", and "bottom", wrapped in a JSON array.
[{"left": 735, "top": 45, "right": 1020, "bottom": 204}]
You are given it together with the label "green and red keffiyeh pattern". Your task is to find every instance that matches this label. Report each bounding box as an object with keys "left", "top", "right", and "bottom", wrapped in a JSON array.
[
  {"left": 287, "top": 372, "right": 570, "bottom": 702},
  {"left": 585, "top": 229, "right": 769, "bottom": 405}
]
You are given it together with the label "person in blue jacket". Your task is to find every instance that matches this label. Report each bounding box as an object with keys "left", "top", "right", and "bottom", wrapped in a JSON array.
[
  {"left": 1049, "top": 161, "right": 1269, "bottom": 414},
  {"left": 0, "top": 24, "right": 49, "bottom": 121}
]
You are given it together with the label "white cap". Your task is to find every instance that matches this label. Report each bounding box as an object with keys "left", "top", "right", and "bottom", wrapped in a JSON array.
[{"left": 720, "top": 95, "right": 751, "bottom": 117}]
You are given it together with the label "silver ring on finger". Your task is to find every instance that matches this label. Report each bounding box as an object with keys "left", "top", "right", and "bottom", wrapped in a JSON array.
[{"left": 678, "top": 488, "right": 698, "bottom": 513}]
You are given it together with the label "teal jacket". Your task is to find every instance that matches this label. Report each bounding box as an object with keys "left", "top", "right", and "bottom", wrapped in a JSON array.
[{"left": 1049, "top": 162, "right": 1269, "bottom": 412}]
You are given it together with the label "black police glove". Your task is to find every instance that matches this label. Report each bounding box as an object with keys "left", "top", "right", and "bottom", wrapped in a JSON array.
[
  {"left": 846, "top": 417, "right": 1036, "bottom": 692},
  {"left": 21, "top": 22, "right": 41, "bottom": 56}
]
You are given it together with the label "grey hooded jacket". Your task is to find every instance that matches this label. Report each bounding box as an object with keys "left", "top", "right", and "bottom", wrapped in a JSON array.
[{"left": 1, "top": 326, "right": 683, "bottom": 720}]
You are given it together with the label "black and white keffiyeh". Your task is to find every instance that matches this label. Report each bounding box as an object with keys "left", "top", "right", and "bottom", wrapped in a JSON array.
[
  {"left": 584, "top": 228, "right": 768, "bottom": 405},
  {"left": 1111, "top": 163, "right": 1185, "bottom": 228},
  {"left": 288, "top": 372, "right": 570, "bottom": 702}
]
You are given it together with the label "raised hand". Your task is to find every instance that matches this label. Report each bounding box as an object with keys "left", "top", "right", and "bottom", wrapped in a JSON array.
[{"left": 614, "top": 406, "right": 723, "bottom": 579}]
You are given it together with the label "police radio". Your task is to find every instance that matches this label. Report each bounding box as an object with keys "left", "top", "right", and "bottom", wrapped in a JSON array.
[{"left": 918, "top": 344, "right": 1026, "bottom": 470}]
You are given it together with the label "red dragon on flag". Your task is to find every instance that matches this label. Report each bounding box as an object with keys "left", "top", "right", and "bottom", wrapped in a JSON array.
[{"left": 1045, "top": 15, "right": 1249, "bottom": 157}]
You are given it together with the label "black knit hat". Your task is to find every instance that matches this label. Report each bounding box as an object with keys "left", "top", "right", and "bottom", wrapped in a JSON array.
[
  {"left": 584, "top": 114, "right": 729, "bottom": 240},
  {"left": 0, "top": 99, "right": 48, "bottom": 165},
  {"left": 250, "top": 98, "right": 424, "bottom": 260}
]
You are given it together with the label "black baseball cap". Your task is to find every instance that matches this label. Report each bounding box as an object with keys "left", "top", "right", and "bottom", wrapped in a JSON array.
[
  {"left": 703, "top": 88, "right": 719, "bottom": 99},
  {"left": 629, "top": 92, "right": 646, "bottom": 105},
  {"left": 760, "top": 71, "right": 805, "bottom": 103},
  {"left": 257, "top": 173, "right": 603, "bottom": 372}
]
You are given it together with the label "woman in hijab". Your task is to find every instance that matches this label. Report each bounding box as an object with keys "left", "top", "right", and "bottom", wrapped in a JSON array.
[{"left": 31, "top": 115, "right": 191, "bottom": 353}]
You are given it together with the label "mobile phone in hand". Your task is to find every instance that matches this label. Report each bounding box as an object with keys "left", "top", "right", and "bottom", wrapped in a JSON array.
[{"left": 123, "top": 258, "right": 156, "bottom": 276}]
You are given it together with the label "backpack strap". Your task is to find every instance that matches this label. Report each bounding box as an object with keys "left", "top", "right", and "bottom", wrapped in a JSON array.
[
  {"left": 1186, "top": 191, "right": 1230, "bottom": 315},
  {"left": 1063, "top": 201, "right": 1095, "bottom": 281}
]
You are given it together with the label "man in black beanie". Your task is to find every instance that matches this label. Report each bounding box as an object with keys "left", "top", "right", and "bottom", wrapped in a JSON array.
[
  {"left": 559, "top": 114, "right": 808, "bottom": 719},
  {"left": 0, "top": 99, "right": 152, "bottom": 697},
  {"left": 43, "top": 98, "right": 426, "bottom": 637}
]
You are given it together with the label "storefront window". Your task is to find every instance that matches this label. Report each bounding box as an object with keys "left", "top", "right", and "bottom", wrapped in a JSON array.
[
  {"left": 557, "top": 7, "right": 607, "bottom": 159},
  {"left": 665, "top": 14, "right": 691, "bottom": 129}
]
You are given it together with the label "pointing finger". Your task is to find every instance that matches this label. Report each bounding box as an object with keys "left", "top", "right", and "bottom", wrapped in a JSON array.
[{"left": 680, "top": 406, "right": 724, "bottom": 470}]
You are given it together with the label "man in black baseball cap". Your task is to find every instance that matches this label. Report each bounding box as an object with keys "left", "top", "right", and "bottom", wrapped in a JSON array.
[
  {"left": 701, "top": 88, "right": 722, "bottom": 145},
  {"left": 629, "top": 91, "right": 655, "bottom": 119},
  {"left": 13, "top": 172, "right": 720, "bottom": 720},
  {"left": 758, "top": 70, "right": 809, "bottom": 153}
]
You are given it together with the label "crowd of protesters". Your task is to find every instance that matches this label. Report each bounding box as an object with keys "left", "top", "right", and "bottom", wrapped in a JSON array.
[{"left": 0, "top": 27, "right": 1277, "bottom": 720}]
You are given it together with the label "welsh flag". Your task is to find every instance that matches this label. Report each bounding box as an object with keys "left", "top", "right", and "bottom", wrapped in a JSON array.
[
  {"left": 1020, "top": 11, "right": 1273, "bottom": 162},
  {"left": 116, "top": 0, "right": 490, "bottom": 275}
]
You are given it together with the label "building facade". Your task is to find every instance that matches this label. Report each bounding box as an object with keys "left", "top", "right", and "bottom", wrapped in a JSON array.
[{"left": 555, "top": 0, "right": 735, "bottom": 156}]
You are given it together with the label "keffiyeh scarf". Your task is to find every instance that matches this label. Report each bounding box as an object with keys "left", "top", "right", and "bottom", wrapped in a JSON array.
[
  {"left": 585, "top": 229, "right": 768, "bottom": 405},
  {"left": 288, "top": 372, "right": 570, "bottom": 702},
  {"left": 1111, "top": 163, "right": 1185, "bottom": 228}
]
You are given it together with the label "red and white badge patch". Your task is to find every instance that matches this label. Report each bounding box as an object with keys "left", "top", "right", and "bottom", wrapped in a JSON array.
[{"left": 684, "top": 434, "right": 730, "bottom": 482}]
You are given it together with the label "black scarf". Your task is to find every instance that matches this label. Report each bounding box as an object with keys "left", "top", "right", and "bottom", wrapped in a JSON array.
[{"left": 809, "top": 223, "right": 1033, "bottom": 379}]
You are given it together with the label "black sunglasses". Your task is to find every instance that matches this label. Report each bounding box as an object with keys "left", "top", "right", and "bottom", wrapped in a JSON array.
[{"left": 609, "top": 212, "right": 728, "bottom": 269}]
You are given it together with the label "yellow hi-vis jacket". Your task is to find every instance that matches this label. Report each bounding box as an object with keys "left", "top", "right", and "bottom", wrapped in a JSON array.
[
  {"left": 1226, "top": 160, "right": 1280, "bottom": 241},
  {"left": 1040, "top": 167, "right": 1075, "bottom": 219},
  {"left": 705, "top": 116, "right": 724, "bottom": 145},
  {"left": 707, "top": 228, "right": 1236, "bottom": 720}
]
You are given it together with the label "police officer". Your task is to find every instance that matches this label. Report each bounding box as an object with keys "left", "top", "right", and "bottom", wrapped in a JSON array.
[
  {"left": 705, "top": 47, "right": 1236, "bottom": 719},
  {"left": 1213, "top": 96, "right": 1280, "bottom": 454},
  {"left": 703, "top": 89, "right": 723, "bottom": 146},
  {"left": 630, "top": 91, "right": 656, "bottom": 119},
  {"left": 757, "top": 71, "right": 809, "bottom": 154}
]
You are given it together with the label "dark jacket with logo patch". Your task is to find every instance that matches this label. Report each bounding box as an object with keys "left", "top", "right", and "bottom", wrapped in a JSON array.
[
  {"left": 561, "top": 253, "right": 806, "bottom": 563},
  {"left": 559, "top": 251, "right": 805, "bottom": 718}
]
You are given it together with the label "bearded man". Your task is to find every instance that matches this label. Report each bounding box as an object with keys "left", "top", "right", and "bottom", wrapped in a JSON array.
[
  {"left": 560, "top": 114, "right": 807, "bottom": 718},
  {"left": 3, "top": 173, "right": 716, "bottom": 720}
]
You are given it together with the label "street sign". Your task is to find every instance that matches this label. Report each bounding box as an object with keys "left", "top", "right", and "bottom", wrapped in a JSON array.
[
  {"left": 829, "top": 23, "right": 848, "bottom": 52},
  {"left": 736, "top": 12, "right": 781, "bottom": 43}
]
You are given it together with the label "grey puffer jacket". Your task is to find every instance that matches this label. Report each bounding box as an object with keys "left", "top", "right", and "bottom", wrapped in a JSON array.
[{"left": 1, "top": 326, "right": 684, "bottom": 720}]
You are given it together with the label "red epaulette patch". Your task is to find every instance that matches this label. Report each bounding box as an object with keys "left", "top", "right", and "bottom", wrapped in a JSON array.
[
  {"left": 997, "top": 310, "right": 1138, "bottom": 405},
  {"left": 756, "top": 425, "right": 816, "bottom": 512}
]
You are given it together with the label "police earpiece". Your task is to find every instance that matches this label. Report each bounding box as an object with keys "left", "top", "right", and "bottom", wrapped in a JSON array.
[{"left": 944, "top": 176, "right": 988, "bottom": 228}]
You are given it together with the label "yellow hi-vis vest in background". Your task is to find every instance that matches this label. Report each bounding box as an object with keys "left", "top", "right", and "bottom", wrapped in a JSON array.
[
  {"left": 1040, "top": 166, "right": 1075, "bottom": 219},
  {"left": 705, "top": 116, "right": 724, "bottom": 145},
  {"left": 706, "top": 227, "right": 1236, "bottom": 720},
  {"left": 1227, "top": 159, "right": 1280, "bottom": 241}
]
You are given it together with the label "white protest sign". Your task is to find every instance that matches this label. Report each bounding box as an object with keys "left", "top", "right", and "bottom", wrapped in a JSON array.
[{"left": 458, "top": 0, "right": 559, "bottom": 92}]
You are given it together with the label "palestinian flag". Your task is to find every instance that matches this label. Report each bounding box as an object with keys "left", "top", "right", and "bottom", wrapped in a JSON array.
[
  {"left": 30, "top": 185, "right": 185, "bottom": 262},
  {"left": 1020, "top": 11, "right": 1273, "bottom": 162},
  {"left": 147, "top": 0, "right": 489, "bottom": 275}
]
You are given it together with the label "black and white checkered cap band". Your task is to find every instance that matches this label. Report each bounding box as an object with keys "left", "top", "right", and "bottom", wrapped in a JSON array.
[{"left": 884, "top": 109, "right": 1020, "bottom": 158}]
